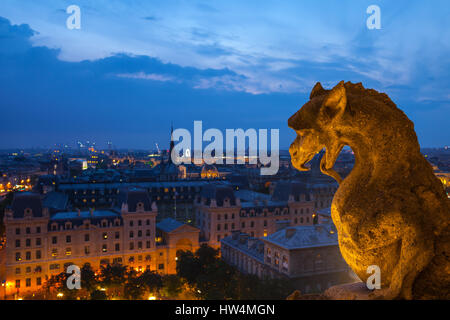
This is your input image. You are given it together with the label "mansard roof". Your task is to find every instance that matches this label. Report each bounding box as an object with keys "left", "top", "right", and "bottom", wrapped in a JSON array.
[
  {"left": 117, "top": 187, "right": 153, "bottom": 212},
  {"left": 127, "top": 188, "right": 153, "bottom": 212},
  {"left": 271, "top": 181, "right": 308, "bottom": 201},
  {"left": 156, "top": 218, "right": 184, "bottom": 233},
  {"left": 11, "top": 192, "right": 43, "bottom": 218},
  {"left": 200, "top": 184, "right": 236, "bottom": 206},
  {"left": 263, "top": 224, "right": 338, "bottom": 250}
]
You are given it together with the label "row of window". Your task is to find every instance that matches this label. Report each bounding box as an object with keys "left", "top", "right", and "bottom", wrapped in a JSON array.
[
  {"left": 293, "top": 208, "right": 311, "bottom": 214},
  {"left": 129, "top": 230, "right": 151, "bottom": 238},
  {"left": 15, "top": 266, "right": 42, "bottom": 274},
  {"left": 15, "top": 226, "right": 41, "bottom": 235},
  {"left": 15, "top": 238, "right": 42, "bottom": 248},
  {"left": 217, "top": 223, "right": 235, "bottom": 231},
  {"left": 239, "top": 208, "right": 289, "bottom": 218},
  {"left": 49, "top": 240, "right": 154, "bottom": 257},
  {"left": 294, "top": 217, "right": 310, "bottom": 224},
  {"left": 15, "top": 277, "right": 42, "bottom": 288},
  {"left": 69, "top": 186, "right": 200, "bottom": 194},
  {"left": 216, "top": 213, "right": 235, "bottom": 221},
  {"left": 15, "top": 251, "right": 41, "bottom": 261},
  {"left": 16, "top": 239, "right": 156, "bottom": 261},
  {"left": 128, "top": 219, "right": 152, "bottom": 227},
  {"left": 50, "top": 221, "right": 120, "bottom": 231},
  {"left": 51, "top": 231, "right": 121, "bottom": 244}
]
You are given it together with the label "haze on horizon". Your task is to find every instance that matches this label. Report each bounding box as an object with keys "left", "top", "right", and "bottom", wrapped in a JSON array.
[{"left": 0, "top": 0, "right": 449, "bottom": 149}]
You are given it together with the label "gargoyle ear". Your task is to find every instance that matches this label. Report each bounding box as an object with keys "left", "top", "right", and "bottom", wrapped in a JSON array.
[
  {"left": 310, "top": 82, "right": 326, "bottom": 99},
  {"left": 321, "top": 80, "right": 347, "bottom": 120}
]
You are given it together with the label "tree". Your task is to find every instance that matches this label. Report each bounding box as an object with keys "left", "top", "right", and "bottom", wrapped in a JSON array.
[
  {"left": 195, "top": 259, "right": 237, "bottom": 299},
  {"left": 176, "top": 250, "right": 200, "bottom": 285},
  {"left": 43, "top": 272, "right": 78, "bottom": 300},
  {"left": 161, "top": 275, "right": 183, "bottom": 298},
  {"left": 235, "top": 273, "right": 295, "bottom": 299},
  {"left": 139, "top": 270, "right": 163, "bottom": 294},
  {"left": 176, "top": 244, "right": 237, "bottom": 299},
  {"left": 196, "top": 244, "right": 219, "bottom": 269},
  {"left": 90, "top": 289, "right": 107, "bottom": 300},
  {"left": 80, "top": 263, "right": 97, "bottom": 293},
  {"left": 123, "top": 275, "right": 145, "bottom": 300},
  {"left": 98, "top": 263, "right": 127, "bottom": 288}
]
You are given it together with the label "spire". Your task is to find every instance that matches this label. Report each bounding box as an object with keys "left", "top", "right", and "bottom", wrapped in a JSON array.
[{"left": 168, "top": 122, "right": 174, "bottom": 164}]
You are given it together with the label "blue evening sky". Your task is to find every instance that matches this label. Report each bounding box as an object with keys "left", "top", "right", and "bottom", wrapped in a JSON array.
[{"left": 0, "top": 0, "right": 449, "bottom": 149}]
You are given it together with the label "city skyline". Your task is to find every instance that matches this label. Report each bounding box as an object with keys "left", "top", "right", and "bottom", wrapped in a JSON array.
[{"left": 0, "top": 1, "right": 449, "bottom": 148}]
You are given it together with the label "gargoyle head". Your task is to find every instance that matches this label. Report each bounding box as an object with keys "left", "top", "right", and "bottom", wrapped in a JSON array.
[{"left": 288, "top": 81, "right": 347, "bottom": 183}]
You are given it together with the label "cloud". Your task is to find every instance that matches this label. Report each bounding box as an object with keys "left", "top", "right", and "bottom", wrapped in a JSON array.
[
  {"left": 116, "top": 72, "right": 176, "bottom": 82},
  {"left": 0, "top": 0, "right": 449, "bottom": 148},
  {"left": 0, "top": 17, "right": 305, "bottom": 149}
]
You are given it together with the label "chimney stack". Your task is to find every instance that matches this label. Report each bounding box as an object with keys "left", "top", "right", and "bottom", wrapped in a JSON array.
[
  {"left": 285, "top": 227, "right": 296, "bottom": 239},
  {"left": 276, "top": 220, "right": 290, "bottom": 232}
]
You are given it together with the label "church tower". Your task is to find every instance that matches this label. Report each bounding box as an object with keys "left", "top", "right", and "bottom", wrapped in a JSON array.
[{"left": 168, "top": 123, "right": 174, "bottom": 164}]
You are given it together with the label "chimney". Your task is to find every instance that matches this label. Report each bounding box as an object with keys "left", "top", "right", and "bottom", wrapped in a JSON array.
[
  {"left": 276, "top": 220, "right": 290, "bottom": 232},
  {"left": 285, "top": 227, "right": 296, "bottom": 239},
  {"left": 77, "top": 209, "right": 81, "bottom": 217},
  {"left": 232, "top": 230, "right": 241, "bottom": 240},
  {"left": 239, "top": 233, "right": 249, "bottom": 244}
]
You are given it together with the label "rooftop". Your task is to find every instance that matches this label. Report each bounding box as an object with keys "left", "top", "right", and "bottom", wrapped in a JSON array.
[
  {"left": 156, "top": 218, "right": 184, "bottom": 233},
  {"left": 50, "top": 210, "right": 119, "bottom": 220},
  {"left": 221, "top": 233, "right": 264, "bottom": 263},
  {"left": 263, "top": 224, "right": 338, "bottom": 250}
]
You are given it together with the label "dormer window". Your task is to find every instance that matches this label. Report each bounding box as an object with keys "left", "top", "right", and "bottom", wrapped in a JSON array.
[
  {"left": 65, "top": 222, "right": 72, "bottom": 230},
  {"left": 51, "top": 223, "right": 58, "bottom": 231},
  {"left": 137, "top": 202, "right": 144, "bottom": 212},
  {"left": 24, "top": 208, "right": 32, "bottom": 218}
]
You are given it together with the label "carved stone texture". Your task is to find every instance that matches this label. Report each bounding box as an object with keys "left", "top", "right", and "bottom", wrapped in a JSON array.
[{"left": 288, "top": 81, "right": 450, "bottom": 299}]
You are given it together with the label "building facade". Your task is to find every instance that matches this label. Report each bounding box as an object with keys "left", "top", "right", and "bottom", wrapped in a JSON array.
[
  {"left": 195, "top": 184, "right": 316, "bottom": 248},
  {"left": 1, "top": 190, "right": 199, "bottom": 299},
  {"left": 221, "top": 223, "right": 354, "bottom": 294}
]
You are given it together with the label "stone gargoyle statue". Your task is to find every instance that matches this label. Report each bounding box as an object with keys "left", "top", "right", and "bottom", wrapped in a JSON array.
[{"left": 288, "top": 81, "right": 450, "bottom": 299}]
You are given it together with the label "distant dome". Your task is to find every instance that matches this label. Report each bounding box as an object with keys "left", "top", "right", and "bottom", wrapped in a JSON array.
[{"left": 201, "top": 164, "right": 219, "bottom": 179}]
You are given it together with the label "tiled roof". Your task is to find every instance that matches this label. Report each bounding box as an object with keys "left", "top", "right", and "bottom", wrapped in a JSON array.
[
  {"left": 156, "top": 218, "right": 184, "bottom": 232},
  {"left": 42, "top": 192, "right": 68, "bottom": 211},
  {"left": 11, "top": 192, "right": 43, "bottom": 218},
  {"left": 221, "top": 234, "right": 264, "bottom": 262},
  {"left": 201, "top": 184, "right": 236, "bottom": 206},
  {"left": 125, "top": 188, "right": 152, "bottom": 212},
  {"left": 263, "top": 224, "right": 338, "bottom": 250},
  {"left": 50, "top": 210, "right": 119, "bottom": 220}
]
